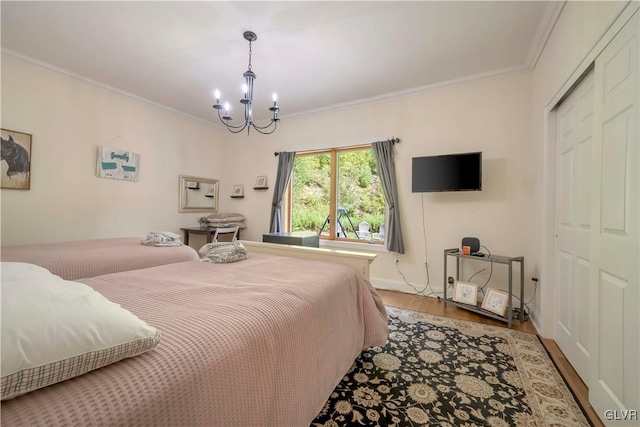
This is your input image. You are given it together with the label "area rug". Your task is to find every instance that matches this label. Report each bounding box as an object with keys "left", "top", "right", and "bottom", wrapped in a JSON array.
[{"left": 312, "top": 306, "right": 589, "bottom": 427}]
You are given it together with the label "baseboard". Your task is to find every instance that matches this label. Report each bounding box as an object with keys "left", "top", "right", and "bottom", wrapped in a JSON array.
[
  {"left": 528, "top": 311, "right": 542, "bottom": 336},
  {"left": 370, "top": 277, "right": 443, "bottom": 297}
]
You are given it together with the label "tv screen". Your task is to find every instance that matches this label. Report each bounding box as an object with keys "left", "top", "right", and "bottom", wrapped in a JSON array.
[{"left": 412, "top": 152, "right": 482, "bottom": 192}]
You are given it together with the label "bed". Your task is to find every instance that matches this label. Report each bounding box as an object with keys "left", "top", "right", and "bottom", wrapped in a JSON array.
[
  {"left": 1, "top": 251, "right": 388, "bottom": 426},
  {"left": 0, "top": 237, "right": 200, "bottom": 280}
]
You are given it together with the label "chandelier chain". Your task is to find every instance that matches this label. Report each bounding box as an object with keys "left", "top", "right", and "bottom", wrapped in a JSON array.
[{"left": 248, "top": 41, "right": 252, "bottom": 71}]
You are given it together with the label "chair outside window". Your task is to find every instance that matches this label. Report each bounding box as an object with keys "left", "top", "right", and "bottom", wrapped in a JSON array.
[
  {"left": 358, "top": 222, "right": 370, "bottom": 240},
  {"left": 213, "top": 226, "right": 239, "bottom": 242}
]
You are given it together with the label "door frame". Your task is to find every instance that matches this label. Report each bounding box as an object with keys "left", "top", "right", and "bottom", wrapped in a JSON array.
[{"left": 539, "top": 1, "right": 638, "bottom": 338}]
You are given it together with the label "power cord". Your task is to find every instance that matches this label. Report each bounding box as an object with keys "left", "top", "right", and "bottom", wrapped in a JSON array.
[
  {"left": 393, "top": 193, "right": 443, "bottom": 298},
  {"left": 510, "top": 277, "right": 539, "bottom": 318},
  {"left": 467, "top": 245, "right": 493, "bottom": 297}
]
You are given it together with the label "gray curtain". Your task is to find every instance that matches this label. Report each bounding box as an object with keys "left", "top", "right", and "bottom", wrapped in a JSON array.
[
  {"left": 372, "top": 141, "right": 405, "bottom": 254},
  {"left": 269, "top": 151, "right": 296, "bottom": 233}
]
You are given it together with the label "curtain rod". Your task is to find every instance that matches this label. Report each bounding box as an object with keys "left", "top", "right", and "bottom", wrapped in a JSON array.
[{"left": 274, "top": 137, "right": 399, "bottom": 156}]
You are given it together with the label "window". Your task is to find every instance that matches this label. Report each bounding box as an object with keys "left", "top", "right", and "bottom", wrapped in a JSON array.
[{"left": 287, "top": 146, "right": 385, "bottom": 243}]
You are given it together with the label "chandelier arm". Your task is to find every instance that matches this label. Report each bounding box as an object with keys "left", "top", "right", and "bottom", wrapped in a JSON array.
[
  {"left": 250, "top": 121, "right": 278, "bottom": 135},
  {"left": 226, "top": 124, "right": 250, "bottom": 134},
  {"left": 216, "top": 109, "right": 250, "bottom": 130},
  {"left": 251, "top": 120, "right": 277, "bottom": 131}
]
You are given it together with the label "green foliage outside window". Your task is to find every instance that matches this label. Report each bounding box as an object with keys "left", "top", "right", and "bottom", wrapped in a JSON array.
[{"left": 291, "top": 149, "right": 385, "bottom": 238}]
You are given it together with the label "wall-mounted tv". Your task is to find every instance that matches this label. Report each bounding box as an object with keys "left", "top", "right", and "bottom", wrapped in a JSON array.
[{"left": 412, "top": 152, "right": 482, "bottom": 192}]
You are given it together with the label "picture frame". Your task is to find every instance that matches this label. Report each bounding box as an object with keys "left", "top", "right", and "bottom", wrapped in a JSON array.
[
  {"left": 232, "top": 184, "right": 244, "bottom": 197},
  {"left": 254, "top": 175, "right": 268, "bottom": 188},
  {"left": 452, "top": 281, "right": 478, "bottom": 306},
  {"left": 481, "top": 287, "right": 509, "bottom": 316},
  {"left": 96, "top": 146, "right": 140, "bottom": 182},
  {"left": 178, "top": 175, "right": 219, "bottom": 213},
  {"left": 1, "top": 128, "right": 32, "bottom": 190}
]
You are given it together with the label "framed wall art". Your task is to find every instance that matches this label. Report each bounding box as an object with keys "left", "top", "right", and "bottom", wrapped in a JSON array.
[
  {"left": 96, "top": 146, "right": 140, "bottom": 182},
  {"left": 254, "top": 175, "right": 268, "bottom": 189},
  {"left": 232, "top": 185, "right": 244, "bottom": 198},
  {"left": 452, "top": 281, "right": 478, "bottom": 306},
  {"left": 1, "top": 128, "right": 32, "bottom": 190}
]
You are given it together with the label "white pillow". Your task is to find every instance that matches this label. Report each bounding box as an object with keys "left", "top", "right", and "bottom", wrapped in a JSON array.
[{"left": 1, "top": 262, "right": 160, "bottom": 400}]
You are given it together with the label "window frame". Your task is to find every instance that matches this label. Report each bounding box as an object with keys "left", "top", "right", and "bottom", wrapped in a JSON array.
[{"left": 285, "top": 144, "right": 385, "bottom": 245}]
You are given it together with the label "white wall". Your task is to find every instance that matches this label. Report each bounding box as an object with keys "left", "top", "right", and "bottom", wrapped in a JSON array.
[
  {"left": 1, "top": 55, "right": 228, "bottom": 245},
  {"left": 222, "top": 73, "right": 536, "bottom": 305},
  {"left": 529, "top": 1, "right": 633, "bottom": 336}
]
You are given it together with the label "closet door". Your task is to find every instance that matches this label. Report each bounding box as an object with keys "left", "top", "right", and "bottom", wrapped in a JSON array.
[
  {"left": 555, "top": 70, "right": 595, "bottom": 383},
  {"left": 589, "top": 11, "right": 639, "bottom": 424}
]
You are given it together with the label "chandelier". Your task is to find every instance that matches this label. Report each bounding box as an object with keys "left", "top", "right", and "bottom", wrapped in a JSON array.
[{"left": 212, "top": 31, "right": 280, "bottom": 135}]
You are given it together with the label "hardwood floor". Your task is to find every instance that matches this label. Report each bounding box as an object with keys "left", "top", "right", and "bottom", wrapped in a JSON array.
[{"left": 377, "top": 289, "right": 604, "bottom": 427}]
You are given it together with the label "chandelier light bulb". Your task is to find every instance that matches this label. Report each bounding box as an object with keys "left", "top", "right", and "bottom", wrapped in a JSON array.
[
  {"left": 214, "top": 89, "right": 221, "bottom": 100},
  {"left": 224, "top": 102, "right": 230, "bottom": 112},
  {"left": 272, "top": 93, "right": 278, "bottom": 103},
  {"left": 242, "top": 84, "right": 248, "bottom": 94}
]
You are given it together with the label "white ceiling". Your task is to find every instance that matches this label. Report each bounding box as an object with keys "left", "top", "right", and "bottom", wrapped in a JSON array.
[{"left": 1, "top": 1, "right": 560, "bottom": 124}]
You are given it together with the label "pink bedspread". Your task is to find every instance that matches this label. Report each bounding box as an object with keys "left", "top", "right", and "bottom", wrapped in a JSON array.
[
  {"left": 0, "top": 237, "right": 199, "bottom": 280},
  {"left": 1, "top": 254, "right": 389, "bottom": 426}
]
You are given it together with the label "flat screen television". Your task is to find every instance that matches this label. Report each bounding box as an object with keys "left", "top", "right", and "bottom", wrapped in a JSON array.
[{"left": 412, "top": 152, "right": 482, "bottom": 192}]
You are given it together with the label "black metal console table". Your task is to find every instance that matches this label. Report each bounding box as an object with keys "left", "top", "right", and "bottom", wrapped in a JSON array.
[{"left": 444, "top": 248, "right": 524, "bottom": 328}]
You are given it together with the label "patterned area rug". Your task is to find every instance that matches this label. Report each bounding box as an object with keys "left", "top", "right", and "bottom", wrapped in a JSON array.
[{"left": 312, "top": 306, "right": 589, "bottom": 427}]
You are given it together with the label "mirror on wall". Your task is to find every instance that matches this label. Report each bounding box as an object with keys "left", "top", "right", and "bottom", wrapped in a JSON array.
[{"left": 179, "top": 175, "right": 219, "bottom": 213}]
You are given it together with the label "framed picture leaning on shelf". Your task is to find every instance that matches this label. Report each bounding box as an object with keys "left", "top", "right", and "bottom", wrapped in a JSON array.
[
  {"left": 481, "top": 287, "right": 509, "bottom": 316},
  {"left": 233, "top": 185, "right": 244, "bottom": 197},
  {"left": 255, "top": 175, "right": 268, "bottom": 188},
  {"left": 452, "top": 281, "right": 478, "bottom": 306}
]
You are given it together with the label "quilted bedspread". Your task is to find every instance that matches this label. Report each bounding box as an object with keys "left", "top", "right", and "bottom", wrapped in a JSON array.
[
  {"left": 1, "top": 253, "right": 389, "bottom": 426},
  {"left": 0, "top": 237, "right": 200, "bottom": 280}
]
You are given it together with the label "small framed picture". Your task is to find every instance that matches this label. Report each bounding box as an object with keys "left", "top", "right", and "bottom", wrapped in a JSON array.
[
  {"left": 452, "top": 281, "right": 478, "bottom": 306},
  {"left": 481, "top": 287, "right": 509, "bottom": 316},
  {"left": 1, "top": 128, "right": 32, "bottom": 190},
  {"left": 233, "top": 184, "right": 244, "bottom": 196},
  {"left": 255, "top": 175, "right": 268, "bottom": 188}
]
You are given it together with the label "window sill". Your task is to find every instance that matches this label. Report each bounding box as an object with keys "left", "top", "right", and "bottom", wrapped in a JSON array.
[{"left": 319, "top": 239, "right": 388, "bottom": 253}]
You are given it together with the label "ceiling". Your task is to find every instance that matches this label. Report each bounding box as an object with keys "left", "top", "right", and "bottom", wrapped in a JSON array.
[{"left": 1, "top": 1, "right": 560, "bottom": 124}]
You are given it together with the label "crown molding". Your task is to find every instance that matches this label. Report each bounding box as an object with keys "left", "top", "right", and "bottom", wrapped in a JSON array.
[
  {"left": 525, "top": 1, "right": 566, "bottom": 70},
  {"left": 1, "top": 48, "right": 220, "bottom": 129},
  {"left": 282, "top": 64, "right": 530, "bottom": 121}
]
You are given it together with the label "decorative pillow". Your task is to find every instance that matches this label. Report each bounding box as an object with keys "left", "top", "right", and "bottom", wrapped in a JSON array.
[
  {"left": 1, "top": 262, "right": 160, "bottom": 400},
  {"left": 199, "top": 242, "right": 248, "bottom": 263},
  {"left": 141, "top": 231, "right": 183, "bottom": 247}
]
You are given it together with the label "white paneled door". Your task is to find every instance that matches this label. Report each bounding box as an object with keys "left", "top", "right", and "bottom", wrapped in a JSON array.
[
  {"left": 555, "top": 69, "right": 595, "bottom": 383},
  {"left": 589, "top": 12, "right": 639, "bottom": 425},
  {"left": 555, "top": 11, "right": 639, "bottom": 425}
]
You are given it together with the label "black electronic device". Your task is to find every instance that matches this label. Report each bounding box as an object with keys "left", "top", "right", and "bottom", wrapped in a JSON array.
[
  {"left": 461, "top": 237, "right": 480, "bottom": 254},
  {"left": 411, "top": 152, "right": 482, "bottom": 192}
]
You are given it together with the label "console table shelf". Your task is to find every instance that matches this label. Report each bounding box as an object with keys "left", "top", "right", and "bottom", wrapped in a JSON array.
[{"left": 444, "top": 248, "right": 524, "bottom": 328}]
